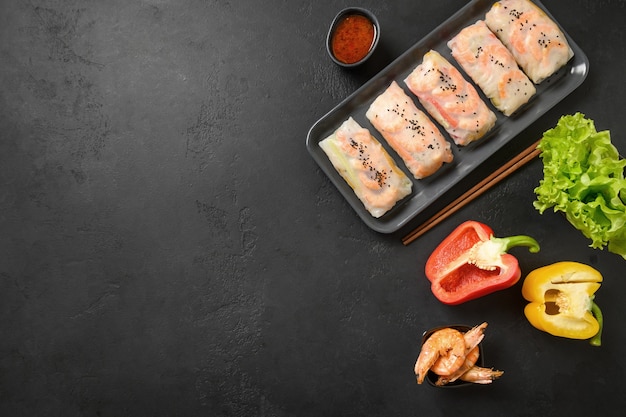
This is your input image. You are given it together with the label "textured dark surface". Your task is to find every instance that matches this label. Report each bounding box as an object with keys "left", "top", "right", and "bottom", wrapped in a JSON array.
[{"left": 1, "top": 0, "right": 625, "bottom": 416}]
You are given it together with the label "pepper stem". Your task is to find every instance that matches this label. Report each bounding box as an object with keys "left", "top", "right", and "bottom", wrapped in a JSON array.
[
  {"left": 589, "top": 301, "right": 603, "bottom": 347},
  {"left": 493, "top": 235, "right": 541, "bottom": 253}
]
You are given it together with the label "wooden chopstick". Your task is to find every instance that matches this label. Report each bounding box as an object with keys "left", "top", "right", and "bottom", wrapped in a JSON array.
[{"left": 402, "top": 140, "right": 542, "bottom": 246}]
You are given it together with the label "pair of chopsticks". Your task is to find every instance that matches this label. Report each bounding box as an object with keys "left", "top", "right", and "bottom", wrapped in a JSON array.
[{"left": 402, "top": 140, "right": 542, "bottom": 246}]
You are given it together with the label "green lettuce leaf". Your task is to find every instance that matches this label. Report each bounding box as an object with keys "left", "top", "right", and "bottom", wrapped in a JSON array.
[{"left": 534, "top": 113, "right": 626, "bottom": 259}]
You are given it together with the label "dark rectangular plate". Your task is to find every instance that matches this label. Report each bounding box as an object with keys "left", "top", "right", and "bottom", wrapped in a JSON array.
[{"left": 306, "top": 0, "right": 588, "bottom": 233}]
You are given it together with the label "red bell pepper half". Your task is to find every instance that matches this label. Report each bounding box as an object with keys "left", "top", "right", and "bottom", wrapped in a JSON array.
[{"left": 425, "top": 221, "right": 540, "bottom": 305}]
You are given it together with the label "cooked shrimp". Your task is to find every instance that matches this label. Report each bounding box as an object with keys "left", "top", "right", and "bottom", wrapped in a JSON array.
[
  {"left": 509, "top": 22, "right": 569, "bottom": 63},
  {"left": 459, "top": 366, "right": 504, "bottom": 384},
  {"left": 414, "top": 322, "right": 504, "bottom": 386},
  {"left": 431, "top": 322, "right": 486, "bottom": 379},
  {"left": 358, "top": 170, "right": 387, "bottom": 190},
  {"left": 497, "top": 69, "right": 533, "bottom": 100},
  {"left": 435, "top": 346, "right": 480, "bottom": 386},
  {"left": 414, "top": 327, "right": 465, "bottom": 384}
]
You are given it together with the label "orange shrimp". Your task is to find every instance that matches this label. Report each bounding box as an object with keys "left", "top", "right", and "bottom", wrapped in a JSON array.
[
  {"left": 435, "top": 346, "right": 480, "bottom": 386},
  {"left": 459, "top": 366, "right": 504, "bottom": 384},
  {"left": 358, "top": 170, "right": 387, "bottom": 190},
  {"left": 509, "top": 22, "right": 566, "bottom": 62},
  {"left": 414, "top": 327, "right": 465, "bottom": 384},
  {"left": 415, "top": 322, "right": 504, "bottom": 386},
  {"left": 431, "top": 322, "right": 486, "bottom": 377}
]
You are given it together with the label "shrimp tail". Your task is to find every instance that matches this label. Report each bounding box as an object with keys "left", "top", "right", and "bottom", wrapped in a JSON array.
[{"left": 464, "top": 322, "right": 487, "bottom": 348}]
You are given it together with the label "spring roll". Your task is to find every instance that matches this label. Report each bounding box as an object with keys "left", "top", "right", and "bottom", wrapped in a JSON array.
[
  {"left": 404, "top": 50, "right": 497, "bottom": 146},
  {"left": 319, "top": 117, "right": 412, "bottom": 218},
  {"left": 448, "top": 20, "right": 536, "bottom": 116},
  {"left": 485, "top": 0, "right": 574, "bottom": 84},
  {"left": 366, "top": 81, "right": 454, "bottom": 179}
]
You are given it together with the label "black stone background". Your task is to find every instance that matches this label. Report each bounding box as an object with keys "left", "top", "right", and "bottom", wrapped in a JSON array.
[{"left": 1, "top": 0, "right": 625, "bottom": 416}]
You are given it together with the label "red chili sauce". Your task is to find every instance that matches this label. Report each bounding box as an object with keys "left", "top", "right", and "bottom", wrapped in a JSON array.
[{"left": 331, "top": 14, "right": 376, "bottom": 64}]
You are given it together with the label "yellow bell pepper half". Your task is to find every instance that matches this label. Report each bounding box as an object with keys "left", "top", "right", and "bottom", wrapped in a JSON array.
[{"left": 522, "top": 262, "right": 603, "bottom": 344}]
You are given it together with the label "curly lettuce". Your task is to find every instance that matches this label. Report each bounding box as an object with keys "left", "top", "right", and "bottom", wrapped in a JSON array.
[{"left": 534, "top": 113, "right": 626, "bottom": 259}]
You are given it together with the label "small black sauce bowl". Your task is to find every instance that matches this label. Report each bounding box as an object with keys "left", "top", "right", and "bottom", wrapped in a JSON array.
[
  {"left": 326, "top": 7, "right": 380, "bottom": 68},
  {"left": 420, "top": 324, "right": 485, "bottom": 388}
]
